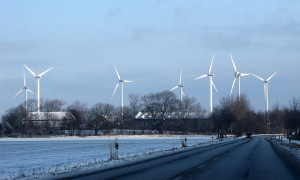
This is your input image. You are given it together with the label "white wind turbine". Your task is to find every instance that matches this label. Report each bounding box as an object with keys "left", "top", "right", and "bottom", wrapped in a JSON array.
[
  {"left": 170, "top": 69, "right": 185, "bottom": 109},
  {"left": 13, "top": 72, "right": 34, "bottom": 111},
  {"left": 112, "top": 65, "right": 134, "bottom": 116},
  {"left": 230, "top": 53, "right": 249, "bottom": 100},
  {"left": 252, "top": 72, "right": 277, "bottom": 114},
  {"left": 23, "top": 64, "right": 53, "bottom": 112},
  {"left": 194, "top": 54, "right": 218, "bottom": 113}
]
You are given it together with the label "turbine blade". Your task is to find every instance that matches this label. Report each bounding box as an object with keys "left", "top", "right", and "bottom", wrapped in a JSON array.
[
  {"left": 170, "top": 86, "right": 178, "bottom": 91},
  {"left": 209, "top": 54, "right": 215, "bottom": 74},
  {"left": 14, "top": 89, "right": 23, "bottom": 98},
  {"left": 230, "top": 78, "right": 237, "bottom": 96},
  {"left": 194, "top": 74, "right": 208, "bottom": 80},
  {"left": 23, "top": 64, "right": 36, "bottom": 76},
  {"left": 123, "top": 80, "right": 134, "bottom": 83},
  {"left": 27, "top": 89, "right": 34, "bottom": 94},
  {"left": 38, "top": 67, "right": 53, "bottom": 77},
  {"left": 212, "top": 80, "right": 218, "bottom": 92},
  {"left": 230, "top": 53, "right": 237, "bottom": 72},
  {"left": 23, "top": 72, "right": 26, "bottom": 87},
  {"left": 112, "top": 83, "right": 119, "bottom": 97},
  {"left": 241, "top": 73, "right": 250, "bottom": 76},
  {"left": 267, "top": 72, "right": 278, "bottom": 81},
  {"left": 252, "top": 74, "right": 264, "bottom": 82},
  {"left": 179, "top": 69, "right": 182, "bottom": 85},
  {"left": 182, "top": 90, "right": 185, "bottom": 96},
  {"left": 114, "top": 65, "right": 121, "bottom": 80}
]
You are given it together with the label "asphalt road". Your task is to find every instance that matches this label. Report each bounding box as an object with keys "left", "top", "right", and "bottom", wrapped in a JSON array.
[{"left": 62, "top": 136, "right": 300, "bottom": 180}]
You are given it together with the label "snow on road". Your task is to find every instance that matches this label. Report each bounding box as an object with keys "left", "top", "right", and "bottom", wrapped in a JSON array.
[{"left": 0, "top": 135, "right": 220, "bottom": 180}]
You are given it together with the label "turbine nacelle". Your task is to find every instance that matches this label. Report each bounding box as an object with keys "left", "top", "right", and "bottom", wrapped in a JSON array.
[
  {"left": 208, "top": 74, "right": 214, "bottom": 77},
  {"left": 178, "top": 84, "right": 183, "bottom": 88},
  {"left": 234, "top": 71, "right": 241, "bottom": 77},
  {"left": 230, "top": 54, "right": 249, "bottom": 98}
]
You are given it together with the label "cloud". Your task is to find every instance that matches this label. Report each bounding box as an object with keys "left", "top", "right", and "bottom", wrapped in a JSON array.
[
  {"left": 130, "top": 26, "right": 163, "bottom": 41},
  {"left": 105, "top": 7, "right": 122, "bottom": 19}
]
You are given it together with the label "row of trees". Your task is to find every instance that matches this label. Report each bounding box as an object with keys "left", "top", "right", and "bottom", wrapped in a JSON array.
[
  {"left": 1, "top": 90, "right": 300, "bottom": 139},
  {"left": 211, "top": 95, "right": 300, "bottom": 139}
]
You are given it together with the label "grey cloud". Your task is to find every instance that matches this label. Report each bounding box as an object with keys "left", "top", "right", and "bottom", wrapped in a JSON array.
[
  {"left": 106, "top": 7, "right": 122, "bottom": 19},
  {"left": 131, "top": 27, "right": 163, "bottom": 41}
]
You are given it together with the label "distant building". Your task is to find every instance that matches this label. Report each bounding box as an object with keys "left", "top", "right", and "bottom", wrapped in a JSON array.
[
  {"left": 23, "top": 112, "right": 75, "bottom": 129},
  {"left": 135, "top": 112, "right": 205, "bottom": 120},
  {"left": 134, "top": 112, "right": 208, "bottom": 132}
]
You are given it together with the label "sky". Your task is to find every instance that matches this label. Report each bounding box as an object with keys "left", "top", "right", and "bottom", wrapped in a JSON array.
[{"left": 0, "top": 0, "right": 299, "bottom": 116}]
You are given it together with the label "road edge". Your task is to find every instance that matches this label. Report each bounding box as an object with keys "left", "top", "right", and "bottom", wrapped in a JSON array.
[
  {"left": 267, "top": 138, "right": 300, "bottom": 171},
  {"left": 46, "top": 138, "right": 244, "bottom": 180}
]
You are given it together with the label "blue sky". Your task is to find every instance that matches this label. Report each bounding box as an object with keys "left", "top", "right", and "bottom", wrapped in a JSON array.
[{"left": 0, "top": 0, "right": 299, "bottom": 115}]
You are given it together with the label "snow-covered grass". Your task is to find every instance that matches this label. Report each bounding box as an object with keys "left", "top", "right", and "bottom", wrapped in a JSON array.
[
  {"left": 271, "top": 135, "right": 300, "bottom": 163},
  {"left": 0, "top": 135, "right": 235, "bottom": 180}
]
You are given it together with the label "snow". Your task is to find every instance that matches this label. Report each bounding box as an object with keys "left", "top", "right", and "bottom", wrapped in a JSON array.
[
  {"left": 0, "top": 135, "right": 236, "bottom": 180},
  {"left": 272, "top": 135, "right": 300, "bottom": 162},
  {"left": 28, "top": 112, "right": 73, "bottom": 120}
]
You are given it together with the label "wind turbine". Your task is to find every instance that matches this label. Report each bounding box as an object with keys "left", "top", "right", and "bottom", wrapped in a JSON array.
[
  {"left": 23, "top": 64, "right": 53, "bottom": 112},
  {"left": 194, "top": 54, "right": 218, "bottom": 113},
  {"left": 230, "top": 53, "right": 249, "bottom": 100},
  {"left": 252, "top": 72, "right": 277, "bottom": 114},
  {"left": 112, "top": 65, "right": 134, "bottom": 116},
  {"left": 13, "top": 72, "right": 34, "bottom": 111},
  {"left": 170, "top": 69, "right": 184, "bottom": 110}
]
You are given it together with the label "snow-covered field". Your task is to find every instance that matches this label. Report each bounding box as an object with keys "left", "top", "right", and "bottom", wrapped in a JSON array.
[{"left": 0, "top": 135, "right": 222, "bottom": 180}]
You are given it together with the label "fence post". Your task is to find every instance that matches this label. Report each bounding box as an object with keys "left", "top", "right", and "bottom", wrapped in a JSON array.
[{"left": 115, "top": 138, "right": 119, "bottom": 160}]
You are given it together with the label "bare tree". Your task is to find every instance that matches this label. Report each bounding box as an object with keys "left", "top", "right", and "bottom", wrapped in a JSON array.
[
  {"left": 1, "top": 104, "right": 26, "bottom": 136},
  {"left": 129, "top": 93, "right": 141, "bottom": 134},
  {"left": 269, "top": 102, "right": 285, "bottom": 134},
  {"left": 129, "top": 93, "right": 141, "bottom": 117},
  {"left": 182, "top": 96, "right": 205, "bottom": 118},
  {"left": 42, "top": 99, "right": 66, "bottom": 112},
  {"left": 211, "top": 96, "right": 237, "bottom": 138},
  {"left": 87, "top": 103, "right": 115, "bottom": 136},
  {"left": 284, "top": 97, "right": 300, "bottom": 139},
  {"left": 141, "top": 91, "right": 179, "bottom": 133},
  {"left": 27, "top": 99, "right": 38, "bottom": 112},
  {"left": 67, "top": 100, "right": 89, "bottom": 132}
]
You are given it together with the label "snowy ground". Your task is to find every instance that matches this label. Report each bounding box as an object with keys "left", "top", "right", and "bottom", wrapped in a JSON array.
[
  {"left": 0, "top": 135, "right": 235, "bottom": 180},
  {"left": 271, "top": 135, "right": 300, "bottom": 163}
]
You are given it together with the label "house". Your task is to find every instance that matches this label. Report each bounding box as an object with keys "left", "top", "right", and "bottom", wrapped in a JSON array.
[{"left": 23, "top": 112, "right": 76, "bottom": 129}]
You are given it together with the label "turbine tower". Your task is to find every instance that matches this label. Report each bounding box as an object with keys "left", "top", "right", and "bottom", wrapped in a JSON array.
[
  {"left": 13, "top": 72, "right": 34, "bottom": 111},
  {"left": 112, "top": 65, "right": 134, "bottom": 116},
  {"left": 170, "top": 69, "right": 185, "bottom": 110},
  {"left": 23, "top": 64, "right": 53, "bottom": 112},
  {"left": 252, "top": 72, "right": 277, "bottom": 114},
  {"left": 194, "top": 54, "right": 218, "bottom": 113},
  {"left": 230, "top": 53, "right": 249, "bottom": 100}
]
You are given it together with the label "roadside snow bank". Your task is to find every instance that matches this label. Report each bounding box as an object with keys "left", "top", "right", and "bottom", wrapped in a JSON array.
[{"left": 0, "top": 135, "right": 238, "bottom": 180}]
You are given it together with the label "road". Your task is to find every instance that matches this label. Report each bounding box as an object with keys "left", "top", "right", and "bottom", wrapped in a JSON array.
[{"left": 61, "top": 136, "right": 300, "bottom": 180}]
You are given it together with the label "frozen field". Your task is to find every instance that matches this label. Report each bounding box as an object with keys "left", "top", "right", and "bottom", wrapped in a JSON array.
[{"left": 0, "top": 135, "right": 220, "bottom": 180}]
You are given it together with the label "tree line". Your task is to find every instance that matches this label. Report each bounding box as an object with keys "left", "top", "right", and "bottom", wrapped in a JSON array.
[{"left": 1, "top": 91, "right": 299, "bottom": 139}]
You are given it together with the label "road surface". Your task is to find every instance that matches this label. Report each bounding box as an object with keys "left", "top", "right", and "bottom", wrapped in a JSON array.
[{"left": 60, "top": 136, "right": 300, "bottom": 180}]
